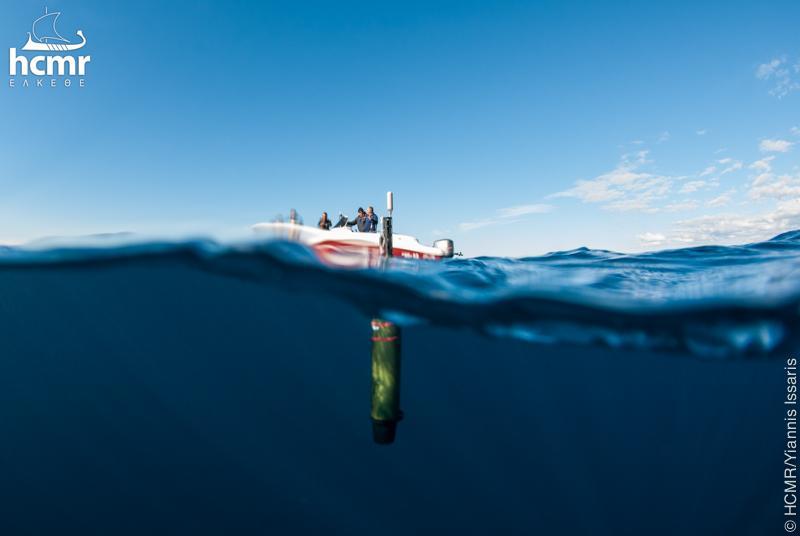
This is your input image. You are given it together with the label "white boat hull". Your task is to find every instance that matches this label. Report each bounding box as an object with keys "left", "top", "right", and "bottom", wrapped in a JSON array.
[{"left": 252, "top": 222, "right": 450, "bottom": 268}]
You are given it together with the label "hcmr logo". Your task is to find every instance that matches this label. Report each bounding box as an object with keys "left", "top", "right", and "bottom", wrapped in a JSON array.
[{"left": 8, "top": 7, "right": 90, "bottom": 89}]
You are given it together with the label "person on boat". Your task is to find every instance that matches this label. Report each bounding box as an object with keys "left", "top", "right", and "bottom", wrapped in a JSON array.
[
  {"left": 365, "top": 206, "right": 379, "bottom": 233},
  {"left": 347, "top": 208, "right": 368, "bottom": 232},
  {"left": 347, "top": 207, "right": 379, "bottom": 232},
  {"left": 318, "top": 212, "right": 332, "bottom": 230}
]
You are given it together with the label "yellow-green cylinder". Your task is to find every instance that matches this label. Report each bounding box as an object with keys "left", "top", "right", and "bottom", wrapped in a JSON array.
[{"left": 371, "top": 319, "right": 402, "bottom": 444}]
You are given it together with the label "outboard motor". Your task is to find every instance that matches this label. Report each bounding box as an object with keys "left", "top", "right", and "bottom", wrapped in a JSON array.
[{"left": 434, "top": 239, "right": 455, "bottom": 258}]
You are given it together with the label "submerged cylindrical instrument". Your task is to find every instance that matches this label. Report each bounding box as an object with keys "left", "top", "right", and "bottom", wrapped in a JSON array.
[
  {"left": 371, "top": 191, "right": 402, "bottom": 444},
  {"left": 370, "top": 319, "right": 402, "bottom": 444}
]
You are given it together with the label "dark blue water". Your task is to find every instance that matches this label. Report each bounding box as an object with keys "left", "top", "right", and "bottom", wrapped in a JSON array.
[{"left": 0, "top": 231, "right": 795, "bottom": 534}]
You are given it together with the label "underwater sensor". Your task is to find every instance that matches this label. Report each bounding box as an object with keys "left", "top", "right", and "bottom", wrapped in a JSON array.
[
  {"left": 371, "top": 191, "right": 402, "bottom": 444},
  {"left": 370, "top": 319, "right": 402, "bottom": 444}
]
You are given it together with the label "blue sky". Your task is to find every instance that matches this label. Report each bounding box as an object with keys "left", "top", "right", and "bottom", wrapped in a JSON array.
[{"left": 2, "top": 0, "right": 799, "bottom": 255}]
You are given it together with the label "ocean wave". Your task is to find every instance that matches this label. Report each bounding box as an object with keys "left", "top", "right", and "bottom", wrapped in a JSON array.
[{"left": 3, "top": 230, "right": 800, "bottom": 359}]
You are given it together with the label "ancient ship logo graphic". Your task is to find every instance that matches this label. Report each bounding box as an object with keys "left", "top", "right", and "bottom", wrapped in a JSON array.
[{"left": 21, "top": 7, "right": 86, "bottom": 52}]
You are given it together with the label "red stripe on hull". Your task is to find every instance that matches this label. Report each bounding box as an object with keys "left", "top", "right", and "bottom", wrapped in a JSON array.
[{"left": 311, "top": 240, "right": 442, "bottom": 268}]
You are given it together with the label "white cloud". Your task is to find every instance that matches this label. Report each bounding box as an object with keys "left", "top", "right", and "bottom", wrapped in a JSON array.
[
  {"left": 760, "top": 139, "right": 794, "bottom": 153},
  {"left": 719, "top": 160, "right": 743, "bottom": 175},
  {"left": 658, "top": 131, "right": 671, "bottom": 143},
  {"left": 749, "top": 173, "right": 800, "bottom": 200},
  {"left": 706, "top": 190, "right": 735, "bottom": 208},
  {"left": 550, "top": 151, "right": 674, "bottom": 212},
  {"left": 750, "top": 171, "right": 774, "bottom": 192},
  {"left": 699, "top": 166, "right": 716, "bottom": 177},
  {"left": 644, "top": 141, "right": 800, "bottom": 245},
  {"left": 551, "top": 138, "right": 800, "bottom": 248},
  {"left": 791, "top": 126, "right": 800, "bottom": 136},
  {"left": 638, "top": 232, "right": 666, "bottom": 245},
  {"left": 496, "top": 204, "right": 552, "bottom": 218},
  {"left": 680, "top": 180, "right": 706, "bottom": 194},
  {"left": 750, "top": 155, "right": 775, "bottom": 171},
  {"left": 669, "top": 198, "right": 800, "bottom": 243},
  {"left": 626, "top": 148, "right": 800, "bottom": 244},
  {"left": 755, "top": 56, "right": 800, "bottom": 98},
  {"left": 568, "top": 167, "right": 650, "bottom": 202},
  {"left": 745, "top": 154, "right": 799, "bottom": 200},
  {"left": 459, "top": 203, "right": 553, "bottom": 232},
  {"left": 459, "top": 219, "right": 506, "bottom": 231},
  {"left": 696, "top": 129, "right": 708, "bottom": 136},
  {"left": 665, "top": 200, "right": 699, "bottom": 212},
  {"left": 756, "top": 57, "right": 785, "bottom": 79},
  {"left": 604, "top": 197, "right": 660, "bottom": 212}
]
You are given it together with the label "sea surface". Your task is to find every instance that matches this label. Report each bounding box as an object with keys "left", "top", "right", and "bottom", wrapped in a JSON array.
[{"left": 0, "top": 230, "right": 797, "bottom": 534}]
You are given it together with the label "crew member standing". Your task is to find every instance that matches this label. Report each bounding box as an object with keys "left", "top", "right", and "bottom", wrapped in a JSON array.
[
  {"left": 365, "top": 206, "right": 379, "bottom": 233},
  {"left": 318, "top": 212, "right": 332, "bottom": 230}
]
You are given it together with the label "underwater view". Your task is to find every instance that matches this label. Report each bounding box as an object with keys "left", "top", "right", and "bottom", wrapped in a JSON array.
[
  {"left": 0, "top": 230, "right": 794, "bottom": 534},
  {"left": 4, "top": 2, "right": 800, "bottom": 533}
]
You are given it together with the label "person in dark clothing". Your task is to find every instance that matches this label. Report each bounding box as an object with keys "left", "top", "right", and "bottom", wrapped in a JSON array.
[
  {"left": 318, "top": 212, "right": 332, "bottom": 230},
  {"left": 347, "top": 207, "right": 368, "bottom": 232},
  {"left": 347, "top": 207, "right": 379, "bottom": 232},
  {"left": 365, "top": 206, "right": 379, "bottom": 233}
]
